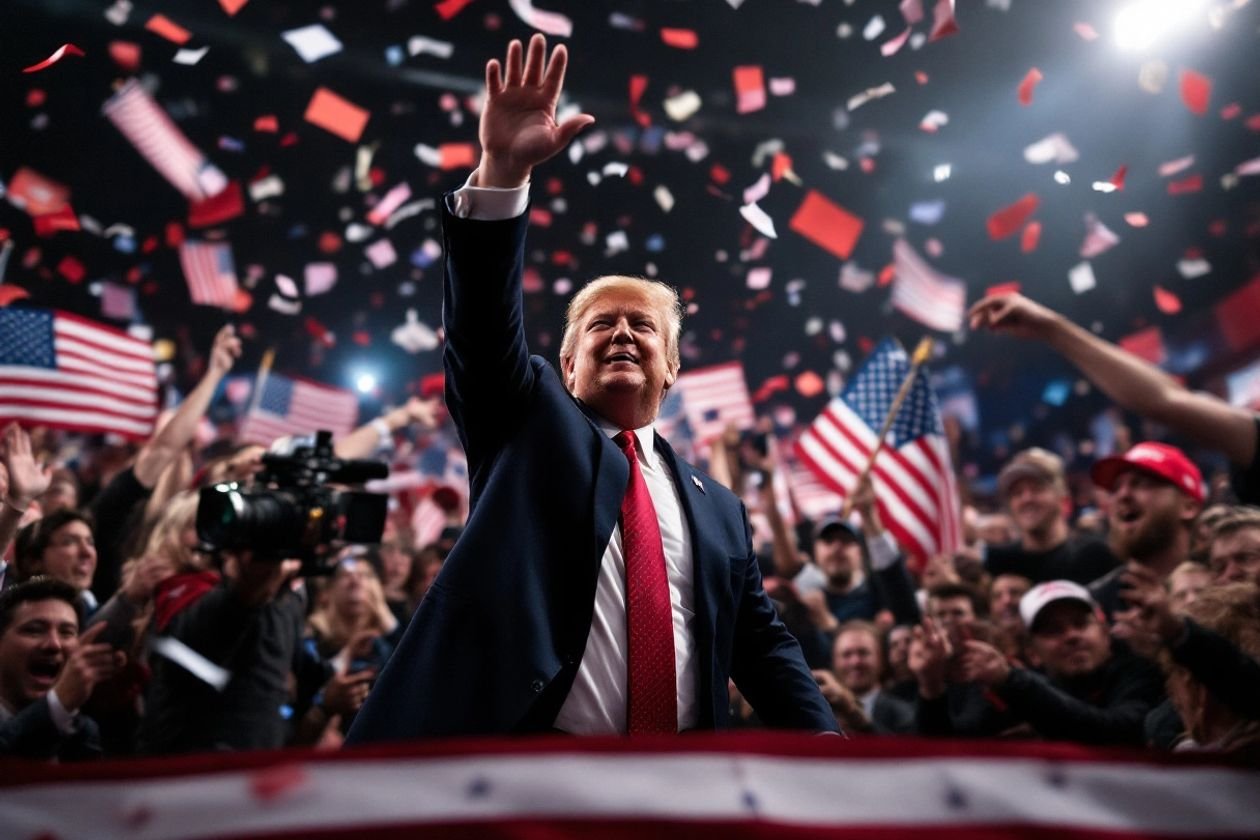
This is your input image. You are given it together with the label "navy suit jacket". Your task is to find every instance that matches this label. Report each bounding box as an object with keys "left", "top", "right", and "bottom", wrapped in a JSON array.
[{"left": 347, "top": 202, "right": 837, "bottom": 743}]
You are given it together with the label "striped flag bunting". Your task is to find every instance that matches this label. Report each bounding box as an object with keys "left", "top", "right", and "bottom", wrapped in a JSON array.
[
  {"left": 101, "top": 78, "right": 228, "bottom": 202},
  {"left": 795, "top": 338, "right": 962, "bottom": 560},
  {"left": 178, "top": 240, "right": 239, "bottom": 308},
  {"left": 891, "top": 238, "right": 967, "bottom": 334},
  {"left": 1, "top": 735, "right": 1256, "bottom": 839},
  {"left": 238, "top": 371, "right": 359, "bottom": 445},
  {"left": 0, "top": 307, "right": 157, "bottom": 438},
  {"left": 671, "top": 361, "right": 755, "bottom": 451}
]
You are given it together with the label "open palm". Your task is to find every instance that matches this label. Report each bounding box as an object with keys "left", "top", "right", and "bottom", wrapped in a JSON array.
[{"left": 478, "top": 35, "right": 594, "bottom": 188}]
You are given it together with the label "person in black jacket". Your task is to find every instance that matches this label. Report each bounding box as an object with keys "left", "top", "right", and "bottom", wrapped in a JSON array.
[
  {"left": 0, "top": 578, "right": 122, "bottom": 760},
  {"left": 956, "top": 580, "right": 1165, "bottom": 746}
]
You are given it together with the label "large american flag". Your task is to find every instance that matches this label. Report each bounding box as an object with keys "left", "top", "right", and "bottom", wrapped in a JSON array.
[
  {"left": 178, "top": 241, "right": 239, "bottom": 308},
  {"left": 671, "top": 361, "right": 755, "bottom": 450},
  {"left": 891, "top": 238, "right": 967, "bottom": 334},
  {"left": 794, "top": 338, "right": 962, "bottom": 560},
  {"left": 102, "top": 79, "right": 228, "bottom": 201},
  {"left": 0, "top": 308, "right": 157, "bottom": 438},
  {"left": 238, "top": 372, "right": 359, "bottom": 445},
  {"left": 2, "top": 735, "right": 1256, "bottom": 839}
]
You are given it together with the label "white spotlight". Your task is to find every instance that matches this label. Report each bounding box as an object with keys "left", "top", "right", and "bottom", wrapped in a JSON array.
[
  {"left": 355, "top": 373, "right": 377, "bottom": 394},
  {"left": 1114, "top": 0, "right": 1206, "bottom": 51}
]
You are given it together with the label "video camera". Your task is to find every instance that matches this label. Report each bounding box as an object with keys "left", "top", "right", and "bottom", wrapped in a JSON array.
[{"left": 197, "top": 430, "right": 388, "bottom": 572}]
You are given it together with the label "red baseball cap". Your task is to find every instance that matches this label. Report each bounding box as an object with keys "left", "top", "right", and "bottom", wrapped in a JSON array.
[{"left": 1090, "top": 441, "right": 1204, "bottom": 504}]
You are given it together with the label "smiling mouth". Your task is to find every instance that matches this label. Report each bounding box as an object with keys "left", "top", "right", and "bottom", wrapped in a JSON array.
[
  {"left": 28, "top": 660, "right": 62, "bottom": 683},
  {"left": 605, "top": 353, "right": 639, "bottom": 365}
]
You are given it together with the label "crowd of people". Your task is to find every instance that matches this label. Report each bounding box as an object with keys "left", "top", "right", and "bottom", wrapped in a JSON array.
[
  {"left": 1, "top": 299, "right": 1257, "bottom": 760},
  {"left": 1, "top": 33, "right": 1258, "bottom": 765}
]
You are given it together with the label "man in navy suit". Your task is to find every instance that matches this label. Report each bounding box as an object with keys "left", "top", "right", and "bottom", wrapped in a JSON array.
[{"left": 348, "top": 35, "right": 837, "bottom": 741}]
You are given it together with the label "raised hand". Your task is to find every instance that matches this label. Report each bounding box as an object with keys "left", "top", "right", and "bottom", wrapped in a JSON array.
[
  {"left": 958, "top": 639, "right": 1011, "bottom": 687},
  {"left": 207, "top": 324, "right": 243, "bottom": 378},
  {"left": 1, "top": 422, "right": 52, "bottom": 509},
  {"left": 53, "top": 622, "right": 126, "bottom": 711},
  {"left": 967, "top": 293, "right": 1061, "bottom": 339},
  {"left": 477, "top": 34, "right": 595, "bottom": 188},
  {"left": 909, "top": 617, "right": 953, "bottom": 698}
]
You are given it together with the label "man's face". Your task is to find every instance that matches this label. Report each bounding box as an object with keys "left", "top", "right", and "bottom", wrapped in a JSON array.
[
  {"left": 1028, "top": 600, "right": 1111, "bottom": 680},
  {"left": 1107, "top": 469, "right": 1194, "bottom": 562},
  {"left": 833, "top": 629, "right": 880, "bottom": 695},
  {"left": 0, "top": 600, "right": 78, "bottom": 711},
  {"left": 1006, "top": 477, "right": 1064, "bottom": 537},
  {"left": 1210, "top": 527, "right": 1260, "bottom": 586},
  {"left": 929, "top": 595, "right": 975, "bottom": 634},
  {"left": 39, "top": 520, "right": 97, "bottom": 592},
  {"left": 1169, "top": 565, "right": 1212, "bottom": 611},
  {"left": 886, "top": 626, "right": 912, "bottom": 671},
  {"left": 815, "top": 529, "right": 862, "bottom": 589},
  {"left": 990, "top": 574, "right": 1031, "bottom": 627},
  {"left": 561, "top": 289, "right": 677, "bottom": 427}
]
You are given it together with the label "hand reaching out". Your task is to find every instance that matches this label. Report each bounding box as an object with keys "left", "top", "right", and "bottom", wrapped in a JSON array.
[
  {"left": 207, "top": 324, "right": 243, "bottom": 378},
  {"left": 53, "top": 623, "right": 126, "bottom": 712},
  {"left": 477, "top": 34, "right": 595, "bottom": 188},
  {"left": 967, "top": 293, "right": 1061, "bottom": 340},
  {"left": 958, "top": 640, "right": 1011, "bottom": 687},
  {"left": 1, "top": 422, "right": 52, "bottom": 509}
]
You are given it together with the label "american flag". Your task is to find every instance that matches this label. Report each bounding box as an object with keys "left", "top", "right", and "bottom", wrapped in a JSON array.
[
  {"left": 178, "top": 241, "right": 239, "bottom": 308},
  {"left": 794, "top": 338, "right": 962, "bottom": 560},
  {"left": 781, "top": 448, "right": 845, "bottom": 523},
  {"left": 891, "top": 239, "right": 967, "bottom": 334},
  {"left": 238, "top": 372, "right": 360, "bottom": 446},
  {"left": 0, "top": 308, "right": 157, "bottom": 439},
  {"left": 671, "top": 361, "right": 755, "bottom": 450},
  {"left": 101, "top": 79, "right": 228, "bottom": 201}
]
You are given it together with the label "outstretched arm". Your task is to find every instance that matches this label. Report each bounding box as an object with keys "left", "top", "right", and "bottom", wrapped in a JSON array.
[
  {"left": 969, "top": 293, "right": 1255, "bottom": 465},
  {"left": 0, "top": 423, "right": 52, "bottom": 560},
  {"left": 335, "top": 396, "right": 440, "bottom": 460}
]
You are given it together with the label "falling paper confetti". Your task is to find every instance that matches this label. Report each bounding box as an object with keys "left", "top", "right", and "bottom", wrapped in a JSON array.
[
  {"left": 508, "top": 0, "right": 573, "bottom": 37},
  {"left": 22, "top": 43, "right": 85, "bottom": 73}
]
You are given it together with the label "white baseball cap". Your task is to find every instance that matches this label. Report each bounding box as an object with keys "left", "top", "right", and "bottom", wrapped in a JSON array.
[{"left": 1019, "top": 580, "right": 1099, "bottom": 631}]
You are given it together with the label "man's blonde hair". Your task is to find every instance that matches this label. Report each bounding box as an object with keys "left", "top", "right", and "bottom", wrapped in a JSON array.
[{"left": 559, "top": 275, "right": 684, "bottom": 373}]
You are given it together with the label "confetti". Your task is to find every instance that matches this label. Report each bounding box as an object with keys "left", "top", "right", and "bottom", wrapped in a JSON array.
[
  {"left": 881, "top": 27, "right": 913, "bottom": 56},
  {"left": 1068, "top": 261, "right": 1096, "bottom": 294},
  {"left": 928, "top": 0, "right": 959, "bottom": 41},
  {"left": 789, "top": 190, "right": 864, "bottom": 260},
  {"left": 22, "top": 43, "right": 85, "bottom": 74},
  {"left": 508, "top": 0, "right": 573, "bottom": 37},
  {"left": 739, "top": 202, "right": 778, "bottom": 239},
  {"left": 173, "top": 46, "right": 210, "bottom": 65},
  {"left": 919, "top": 110, "right": 948, "bottom": 132},
  {"left": 1073, "top": 21, "right": 1098, "bottom": 40},
  {"left": 1158, "top": 155, "right": 1195, "bottom": 178},
  {"left": 1124, "top": 212, "right": 1149, "bottom": 227},
  {"left": 663, "top": 90, "right": 701, "bottom": 122},
  {"left": 283, "top": 24, "right": 344, "bottom": 63},
  {"left": 660, "top": 28, "right": 698, "bottom": 49},
  {"left": 847, "top": 82, "right": 896, "bottom": 111},
  {"left": 987, "top": 193, "right": 1039, "bottom": 240},
  {"left": 435, "top": 0, "right": 476, "bottom": 20},
  {"left": 108, "top": 41, "right": 141, "bottom": 70},
  {"left": 305, "top": 263, "right": 338, "bottom": 295},
  {"left": 1179, "top": 69, "right": 1211, "bottom": 116},
  {"left": 145, "top": 14, "right": 192, "bottom": 45},
  {"left": 408, "top": 35, "right": 454, "bottom": 58},
  {"left": 1017, "top": 67, "right": 1043, "bottom": 106},
  {"left": 746, "top": 267, "right": 772, "bottom": 290},
  {"left": 1079, "top": 213, "right": 1120, "bottom": 259},
  {"left": 733, "top": 66, "right": 766, "bottom": 114},
  {"left": 1177, "top": 258, "right": 1211, "bottom": 279},
  {"left": 1023, "top": 133, "right": 1078, "bottom": 165},
  {"left": 1020, "top": 221, "right": 1041, "bottom": 253},
  {"left": 304, "top": 87, "right": 370, "bottom": 143},
  {"left": 629, "top": 75, "right": 652, "bottom": 127},
  {"left": 1167, "top": 174, "right": 1203, "bottom": 195}
]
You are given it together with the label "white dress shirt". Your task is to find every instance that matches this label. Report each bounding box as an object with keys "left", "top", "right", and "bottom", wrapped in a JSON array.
[{"left": 450, "top": 178, "right": 698, "bottom": 733}]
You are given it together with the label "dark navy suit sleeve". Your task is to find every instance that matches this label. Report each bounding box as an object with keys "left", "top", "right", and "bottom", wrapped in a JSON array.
[{"left": 728, "top": 507, "right": 842, "bottom": 733}]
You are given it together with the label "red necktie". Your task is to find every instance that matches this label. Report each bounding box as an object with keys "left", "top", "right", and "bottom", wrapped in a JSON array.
[{"left": 614, "top": 430, "right": 677, "bottom": 735}]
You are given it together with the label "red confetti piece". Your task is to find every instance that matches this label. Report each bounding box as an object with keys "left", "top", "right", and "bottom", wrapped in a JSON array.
[
  {"left": 1073, "top": 22, "right": 1098, "bottom": 40},
  {"left": 1020, "top": 221, "right": 1041, "bottom": 253},
  {"left": 254, "top": 114, "right": 278, "bottom": 132},
  {"left": 752, "top": 375, "right": 789, "bottom": 403},
  {"left": 528, "top": 208, "right": 552, "bottom": 227},
  {"left": 1221, "top": 102, "right": 1241, "bottom": 120},
  {"left": 188, "top": 180, "right": 244, "bottom": 228},
  {"left": 1120, "top": 326, "right": 1165, "bottom": 365},
  {"left": 1017, "top": 67, "right": 1043, "bottom": 106},
  {"left": 928, "top": 0, "right": 959, "bottom": 42},
  {"left": 795, "top": 371, "right": 825, "bottom": 398},
  {"left": 0, "top": 285, "right": 31, "bottom": 307},
  {"left": 1167, "top": 174, "right": 1202, "bottom": 195},
  {"left": 435, "top": 0, "right": 476, "bottom": 19},
  {"left": 219, "top": 0, "right": 250, "bottom": 15},
  {"left": 1179, "top": 69, "right": 1211, "bottom": 116},
  {"left": 304, "top": 316, "right": 334, "bottom": 346},
  {"left": 22, "top": 43, "right": 85, "bottom": 73},
  {"left": 660, "top": 28, "right": 698, "bottom": 49},
  {"left": 771, "top": 152, "right": 794, "bottom": 181},
  {"left": 629, "top": 74, "right": 651, "bottom": 127},
  {"left": 710, "top": 163, "right": 731, "bottom": 184},
  {"left": 1110, "top": 164, "right": 1128, "bottom": 191},
  {"left": 1208, "top": 220, "right": 1227, "bottom": 237},
  {"left": 304, "top": 87, "right": 370, "bottom": 143},
  {"left": 522, "top": 267, "right": 544, "bottom": 294},
  {"left": 987, "top": 193, "right": 1039, "bottom": 240},
  {"left": 141, "top": 235, "right": 159, "bottom": 254},
  {"left": 733, "top": 65, "right": 766, "bottom": 114},
  {"left": 1154, "top": 286, "right": 1181, "bottom": 314},
  {"left": 789, "top": 190, "right": 865, "bottom": 261},
  {"left": 32, "top": 205, "right": 80, "bottom": 237},
  {"left": 165, "top": 222, "right": 184, "bottom": 248},
  {"left": 230, "top": 288, "right": 252, "bottom": 313},
  {"left": 914, "top": 71, "right": 929, "bottom": 85},
  {"left": 26, "top": 89, "right": 46, "bottom": 108},
  {"left": 353, "top": 330, "right": 372, "bottom": 346},
  {"left": 56, "top": 255, "right": 85, "bottom": 283},
  {"left": 318, "top": 231, "right": 342, "bottom": 254},
  {"left": 145, "top": 14, "right": 192, "bottom": 45},
  {"left": 877, "top": 263, "right": 895, "bottom": 287},
  {"left": 1216, "top": 276, "right": 1260, "bottom": 351},
  {"left": 986, "top": 281, "right": 1022, "bottom": 297},
  {"left": 108, "top": 41, "right": 141, "bottom": 70},
  {"left": 438, "top": 143, "right": 476, "bottom": 170},
  {"left": 1124, "top": 212, "right": 1149, "bottom": 227},
  {"left": 1245, "top": 114, "right": 1260, "bottom": 132}
]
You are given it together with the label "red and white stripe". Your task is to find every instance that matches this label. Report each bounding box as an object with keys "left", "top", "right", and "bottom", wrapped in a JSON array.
[
  {"left": 238, "top": 376, "right": 360, "bottom": 446},
  {"left": 102, "top": 79, "right": 222, "bottom": 201},
  {"left": 1, "top": 735, "right": 1256, "bottom": 839},
  {"left": 673, "top": 361, "right": 755, "bottom": 448},
  {"left": 795, "top": 399, "right": 961, "bottom": 559},
  {"left": 0, "top": 311, "right": 157, "bottom": 438},
  {"left": 891, "top": 239, "right": 967, "bottom": 334},
  {"left": 178, "top": 241, "right": 238, "bottom": 308}
]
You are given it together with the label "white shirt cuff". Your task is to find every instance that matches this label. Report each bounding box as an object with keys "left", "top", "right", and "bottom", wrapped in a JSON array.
[
  {"left": 866, "top": 531, "right": 902, "bottom": 571},
  {"left": 46, "top": 688, "right": 78, "bottom": 734},
  {"left": 447, "top": 171, "right": 529, "bottom": 220}
]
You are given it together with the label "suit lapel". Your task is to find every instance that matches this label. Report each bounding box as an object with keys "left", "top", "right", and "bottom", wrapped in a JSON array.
[{"left": 654, "top": 435, "right": 726, "bottom": 622}]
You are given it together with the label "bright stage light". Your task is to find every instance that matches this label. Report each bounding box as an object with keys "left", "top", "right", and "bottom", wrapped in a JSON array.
[
  {"left": 355, "top": 373, "right": 377, "bottom": 394},
  {"left": 1114, "top": 0, "right": 1206, "bottom": 51}
]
